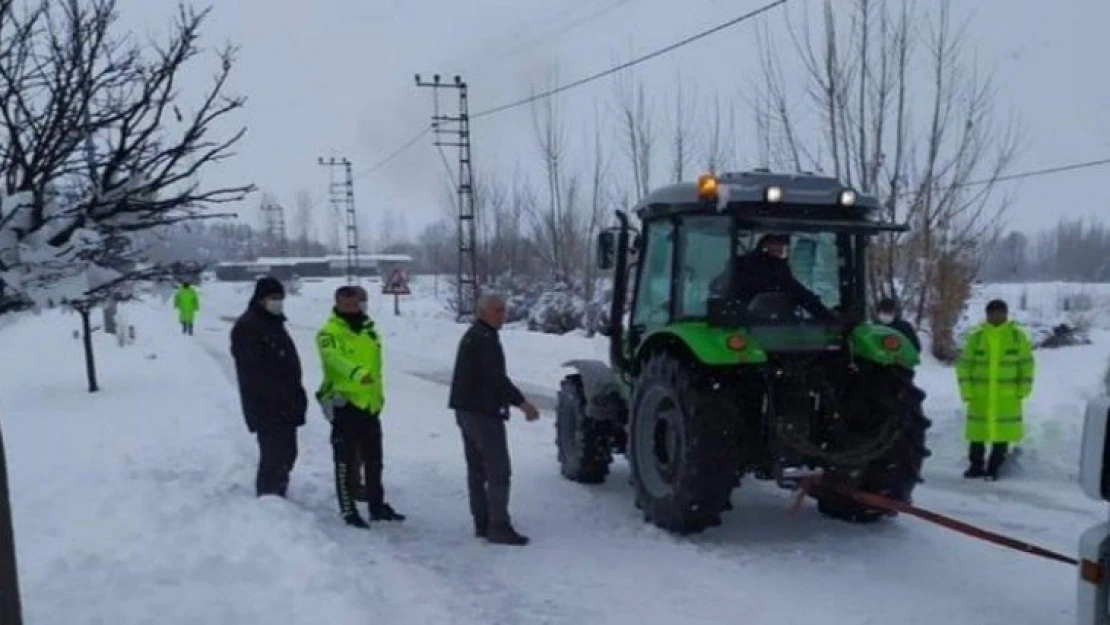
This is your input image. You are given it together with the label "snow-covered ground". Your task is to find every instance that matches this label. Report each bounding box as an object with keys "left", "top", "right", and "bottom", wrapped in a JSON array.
[{"left": 1, "top": 278, "right": 1108, "bottom": 623}]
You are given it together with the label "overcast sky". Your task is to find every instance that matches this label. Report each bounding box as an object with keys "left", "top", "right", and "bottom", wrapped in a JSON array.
[{"left": 116, "top": 0, "right": 1110, "bottom": 245}]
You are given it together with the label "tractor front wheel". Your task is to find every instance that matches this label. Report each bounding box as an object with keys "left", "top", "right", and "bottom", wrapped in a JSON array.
[
  {"left": 629, "top": 352, "right": 737, "bottom": 534},
  {"left": 556, "top": 374, "right": 612, "bottom": 483}
]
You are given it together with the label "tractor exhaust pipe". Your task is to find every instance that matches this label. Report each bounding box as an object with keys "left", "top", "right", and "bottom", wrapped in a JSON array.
[{"left": 608, "top": 210, "right": 631, "bottom": 372}]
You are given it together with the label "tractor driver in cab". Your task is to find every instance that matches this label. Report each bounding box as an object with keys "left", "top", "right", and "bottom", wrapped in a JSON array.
[{"left": 711, "top": 233, "right": 836, "bottom": 322}]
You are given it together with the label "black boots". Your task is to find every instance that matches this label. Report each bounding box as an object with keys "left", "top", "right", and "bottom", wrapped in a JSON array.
[
  {"left": 963, "top": 465, "right": 986, "bottom": 479},
  {"left": 343, "top": 513, "right": 370, "bottom": 529},
  {"left": 370, "top": 503, "right": 406, "bottom": 522},
  {"left": 343, "top": 503, "right": 404, "bottom": 528},
  {"left": 965, "top": 442, "right": 1008, "bottom": 481},
  {"left": 486, "top": 523, "right": 529, "bottom": 546}
]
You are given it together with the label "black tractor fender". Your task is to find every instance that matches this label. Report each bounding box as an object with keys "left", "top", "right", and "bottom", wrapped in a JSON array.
[{"left": 561, "top": 359, "right": 628, "bottom": 423}]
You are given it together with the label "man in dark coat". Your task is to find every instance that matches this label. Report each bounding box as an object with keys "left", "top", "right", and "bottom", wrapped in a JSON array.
[
  {"left": 230, "top": 277, "right": 308, "bottom": 497},
  {"left": 875, "top": 297, "right": 922, "bottom": 353},
  {"left": 448, "top": 293, "right": 540, "bottom": 546},
  {"left": 712, "top": 234, "right": 835, "bottom": 321}
]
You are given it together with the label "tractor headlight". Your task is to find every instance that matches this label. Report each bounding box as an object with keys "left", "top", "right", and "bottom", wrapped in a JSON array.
[
  {"left": 838, "top": 189, "right": 857, "bottom": 206},
  {"left": 765, "top": 186, "right": 783, "bottom": 203}
]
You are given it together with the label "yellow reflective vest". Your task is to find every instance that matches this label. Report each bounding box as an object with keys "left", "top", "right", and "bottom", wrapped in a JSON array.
[
  {"left": 956, "top": 321, "right": 1034, "bottom": 443},
  {"left": 315, "top": 312, "right": 384, "bottom": 415}
]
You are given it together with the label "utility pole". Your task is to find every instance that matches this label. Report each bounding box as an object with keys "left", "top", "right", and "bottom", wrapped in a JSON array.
[
  {"left": 318, "top": 157, "right": 360, "bottom": 284},
  {"left": 260, "top": 198, "right": 288, "bottom": 257},
  {"left": 415, "top": 73, "right": 478, "bottom": 321}
]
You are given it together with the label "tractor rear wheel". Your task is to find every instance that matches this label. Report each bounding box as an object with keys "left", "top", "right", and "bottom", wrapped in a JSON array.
[
  {"left": 629, "top": 352, "right": 738, "bottom": 534},
  {"left": 817, "top": 367, "right": 930, "bottom": 523},
  {"left": 556, "top": 374, "right": 612, "bottom": 483}
]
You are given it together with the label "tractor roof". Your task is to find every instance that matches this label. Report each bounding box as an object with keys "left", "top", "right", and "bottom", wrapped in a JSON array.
[{"left": 633, "top": 170, "right": 883, "bottom": 222}]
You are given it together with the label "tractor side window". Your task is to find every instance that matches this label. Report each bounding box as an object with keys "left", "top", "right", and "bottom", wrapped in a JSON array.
[
  {"left": 677, "top": 216, "right": 731, "bottom": 318},
  {"left": 632, "top": 221, "right": 674, "bottom": 326}
]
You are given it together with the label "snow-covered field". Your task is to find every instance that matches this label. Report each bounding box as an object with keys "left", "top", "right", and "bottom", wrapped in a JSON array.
[{"left": 1, "top": 277, "right": 1108, "bottom": 624}]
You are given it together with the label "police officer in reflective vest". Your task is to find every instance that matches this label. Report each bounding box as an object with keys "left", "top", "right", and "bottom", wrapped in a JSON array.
[
  {"left": 316, "top": 285, "right": 405, "bottom": 527},
  {"left": 956, "top": 299, "right": 1035, "bottom": 481}
]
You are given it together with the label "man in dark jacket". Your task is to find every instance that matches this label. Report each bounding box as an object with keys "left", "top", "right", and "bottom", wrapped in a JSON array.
[
  {"left": 448, "top": 293, "right": 540, "bottom": 546},
  {"left": 875, "top": 297, "right": 922, "bottom": 353},
  {"left": 230, "top": 277, "right": 308, "bottom": 498},
  {"left": 712, "top": 234, "right": 835, "bottom": 321}
]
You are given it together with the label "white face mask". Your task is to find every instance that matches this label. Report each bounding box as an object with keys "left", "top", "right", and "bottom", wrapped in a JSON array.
[
  {"left": 877, "top": 313, "right": 894, "bottom": 325},
  {"left": 264, "top": 298, "right": 284, "bottom": 315},
  {"left": 358, "top": 301, "right": 368, "bottom": 314}
]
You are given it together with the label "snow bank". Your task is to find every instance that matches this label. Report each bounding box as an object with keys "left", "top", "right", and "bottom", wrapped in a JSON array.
[{"left": 0, "top": 302, "right": 450, "bottom": 624}]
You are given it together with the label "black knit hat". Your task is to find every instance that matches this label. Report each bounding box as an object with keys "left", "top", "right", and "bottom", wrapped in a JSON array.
[
  {"left": 251, "top": 276, "right": 285, "bottom": 302},
  {"left": 876, "top": 297, "right": 899, "bottom": 313}
]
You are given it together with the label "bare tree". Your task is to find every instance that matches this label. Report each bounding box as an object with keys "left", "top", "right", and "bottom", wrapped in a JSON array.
[
  {"left": 0, "top": 0, "right": 251, "bottom": 399},
  {"left": 701, "top": 92, "right": 738, "bottom": 174},
  {"left": 758, "top": 0, "right": 1019, "bottom": 359},
  {"left": 294, "top": 190, "right": 313, "bottom": 256},
  {"left": 668, "top": 76, "right": 696, "bottom": 182},
  {"left": 0, "top": 0, "right": 252, "bottom": 307},
  {"left": 377, "top": 208, "right": 402, "bottom": 251},
  {"left": 582, "top": 104, "right": 611, "bottom": 335},
  {"left": 530, "top": 85, "right": 572, "bottom": 278},
  {"left": 613, "top": 74, "right": 654, "bottom": 200}
]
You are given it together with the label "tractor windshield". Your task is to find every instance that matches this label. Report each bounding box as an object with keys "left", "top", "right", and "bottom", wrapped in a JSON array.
[
  {"left": 737, "top": 230, "right": 842, "bottom": 312},
  {"left": 683, "top": 219, "right": 852, "bottom": 326}
]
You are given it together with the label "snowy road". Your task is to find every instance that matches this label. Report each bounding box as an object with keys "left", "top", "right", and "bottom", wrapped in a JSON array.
[{"left": 192, "top": 286, "right": 1098, "bottom": 624}]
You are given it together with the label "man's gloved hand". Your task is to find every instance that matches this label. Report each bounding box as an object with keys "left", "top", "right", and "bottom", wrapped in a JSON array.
[{"left": 520, "top": 401, "right": 540, "bottom": 422}]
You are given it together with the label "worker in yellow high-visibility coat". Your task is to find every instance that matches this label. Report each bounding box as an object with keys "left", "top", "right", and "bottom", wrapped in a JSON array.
[
  {"left": 956, "top": 299, "right": 1035, "bottom": 481},
  {"left": 173, "top": 282, "right": 200, "bottom": 335}
]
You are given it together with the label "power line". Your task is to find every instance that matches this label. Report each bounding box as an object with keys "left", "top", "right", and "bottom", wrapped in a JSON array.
[
  {"left": 482, "top": 0, "right": 633, "bottom": 63},
  {"left": 353, "top": 127, "right": 431, "bottom": 179},
  {"left": 309, "top": 128, "right": 429, "bottom": 207},
  {"left": 325, "top": 0, "right": 787, "bottom": 189},
  {"left": 951, "top": 157, "right": 1110, "bottom": 189},
  {"left": 470, "top": 0, "right": 788, "bottom": 120}
]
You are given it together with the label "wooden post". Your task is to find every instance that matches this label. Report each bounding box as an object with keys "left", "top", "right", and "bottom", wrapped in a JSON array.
[
  {"left": 103, "top": 299, "right": 117, "bottom": 335},
  {"left": 77, "top": 303, "right": 99, "bottom": 393},
  {"left": 0, "top": 419, "right": 24, "bottom": 625}
]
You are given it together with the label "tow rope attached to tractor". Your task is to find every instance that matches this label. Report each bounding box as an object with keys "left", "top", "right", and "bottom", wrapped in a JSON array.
[{"left": 790, "top": 476, "right": 1079, "bottom": 567}]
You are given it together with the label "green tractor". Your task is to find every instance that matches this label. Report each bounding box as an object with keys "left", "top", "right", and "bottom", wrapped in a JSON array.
[{"left": 556, "top": 170, "right": 930, "bottom": 534}]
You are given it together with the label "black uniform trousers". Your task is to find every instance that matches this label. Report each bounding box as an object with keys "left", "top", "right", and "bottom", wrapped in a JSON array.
[
  {"left": 331, "top": 404, "right": 383, "bottom": 516},
  {"left": 256, "top": 426, "right": 298, "bottom": 497}
]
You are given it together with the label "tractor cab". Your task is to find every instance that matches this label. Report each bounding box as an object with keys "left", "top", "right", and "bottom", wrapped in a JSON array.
[{"left": 598, "top": 170, "right": 917, "bottom": 373}]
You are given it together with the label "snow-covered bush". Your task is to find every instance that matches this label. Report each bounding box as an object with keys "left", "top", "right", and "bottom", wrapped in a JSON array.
[{"left": 528, "top": 285, "right": 585, "bottom": 334}]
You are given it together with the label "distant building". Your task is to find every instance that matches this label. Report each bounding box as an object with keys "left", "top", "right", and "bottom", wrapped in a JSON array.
[{"left": 213, "top": 254, "right": 412, "bottom": 282}]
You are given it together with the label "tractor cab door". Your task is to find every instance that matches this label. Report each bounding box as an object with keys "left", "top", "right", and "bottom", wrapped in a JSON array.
[{"left": 628, "top": 219, "right": 675, "bottom": 356}]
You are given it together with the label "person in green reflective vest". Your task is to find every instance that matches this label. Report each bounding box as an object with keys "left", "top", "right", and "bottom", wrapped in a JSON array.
[
  {"left": 315, "top": 285, "right": 405, "bottom": 528},
  {"left": 173, "top": 282, "right": 200, "bottom": 335},
  {"left": 956, "top": 299, "right": 1035, "bottom": 481}
]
